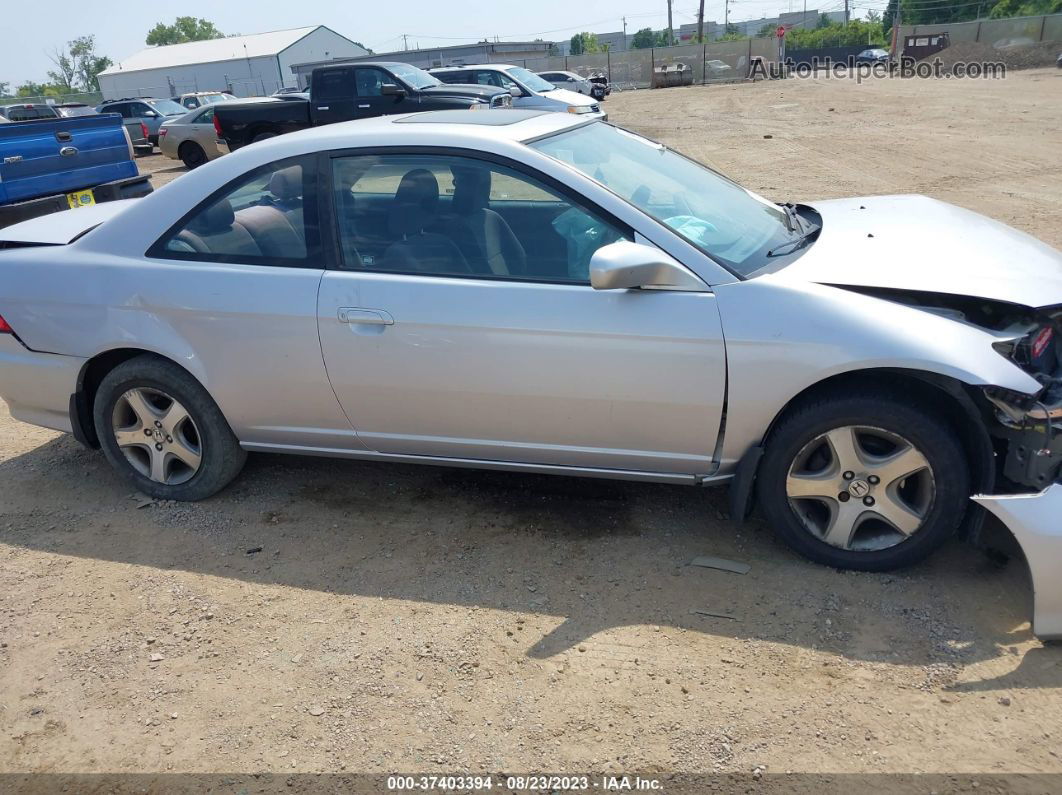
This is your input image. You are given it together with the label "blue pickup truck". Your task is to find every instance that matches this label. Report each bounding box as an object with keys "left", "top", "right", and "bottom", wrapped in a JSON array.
[{"left": 0, "top": 109, "right": 152, "bottom": 229}]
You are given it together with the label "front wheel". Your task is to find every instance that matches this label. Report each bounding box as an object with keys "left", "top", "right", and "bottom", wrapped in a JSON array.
[
  {"left": 93, "top": 355, "right": 247, "bottom": 501},
  {"left": 757, "top": 391, "right": 969, "bottom": 571}
]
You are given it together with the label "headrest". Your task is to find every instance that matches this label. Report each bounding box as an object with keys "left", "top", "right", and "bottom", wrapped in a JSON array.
[
  {"left": 268, "top": 166, "right": 302, "bottom": 200},
  {"left": 452, "top": 165, "right": 491, "bottom": 215},
  {"left": 389, "top": 169, "right": 440, "bottom": 236},
  {"left": 187, "top": 199, "right": 235, "bottom": 235}
]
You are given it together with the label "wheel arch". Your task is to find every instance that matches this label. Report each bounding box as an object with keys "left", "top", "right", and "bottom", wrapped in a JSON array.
[
  {"left": 71, "top": 348, "right": 207, "bottom": 449},
  {"left": 730, "top": 367, "right": 996, "bottom": 535}
]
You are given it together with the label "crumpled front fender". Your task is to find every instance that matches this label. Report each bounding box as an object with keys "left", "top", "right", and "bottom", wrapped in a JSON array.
[{"left": 973, "top": 485, "right": 1062, "bottom": 641}]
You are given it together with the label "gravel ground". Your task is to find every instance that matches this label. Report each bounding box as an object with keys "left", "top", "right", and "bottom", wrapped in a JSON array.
[{"left": 2, "top": 69, "right": 1061, "bottom": 784}]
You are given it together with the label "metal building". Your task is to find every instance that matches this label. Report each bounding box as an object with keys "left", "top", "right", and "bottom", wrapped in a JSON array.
[{"left": 97, "top": 26, "right": 368, "bottom": 100}]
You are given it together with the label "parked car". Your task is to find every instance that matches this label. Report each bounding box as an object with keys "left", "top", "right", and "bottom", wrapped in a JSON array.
[
  {"left": 54, "top": 102, "right": 97, "bottom": 117},
  {"left": 855, "top": 48, "right": 892, "bottom": 65},
  {"left": 537, "top": 71, "right": 601, "bottom": 99},
  {"left": 159, "top": 105, "right": 226, "bottom": 168},
  {"left": 705, "top": 59, "right": 734, "bottom": 77},
  {"left": 173, "top": 91, "right": 238, "bottom": 110},
  {"left": 0, "top": 109, "right": 1060, "bottom": 635},
  {"left": 213, "top": 62, "right": 512, "bottom": 151},
  {"left": 587, "top": 72, "right": 611, "bottom": 97},
  {"left": 272, "top": 87, "right": 306, "bottom": 96},
  {"left": 430, "top": 64, "right": 604, "bottom": 118},
  {"left": 0, "top": 112, "right": 152, "bottom": 228},
  {"left": 95, "top": 97, "right": 187, "bottom": 145},
  {"left": 0, "top": 103, "right": 60, "bottom": 121}
]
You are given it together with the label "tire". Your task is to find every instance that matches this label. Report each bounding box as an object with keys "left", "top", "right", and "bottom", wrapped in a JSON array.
[
  {"left": 178, "top": 141, "right": 207, "bottom": 169},
  {"left": 757, "top": 389, "right": 969, "bottom": 571},
  {"left": 250, "top": 131, "right": 277, "bottom": 144},
  {"left": 93, "top": 355, "right": 247, "bottom": 501}
]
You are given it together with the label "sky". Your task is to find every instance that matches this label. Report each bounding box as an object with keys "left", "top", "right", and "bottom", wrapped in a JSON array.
[{"left": 2, "top": 0, "right": 881, "bottom": 87}]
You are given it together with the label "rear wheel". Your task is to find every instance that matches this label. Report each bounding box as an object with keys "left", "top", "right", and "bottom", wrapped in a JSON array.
[
  {"left": 757, "top": 390, "right": 969, "bottom": 571},
  {"left": 251, "top": 131, "right": 277, "bottom": 144},
  {"left": 178, "top": 141, "right": 207, "bottom": 169},
  {"left": 93, "top": 355, "right": 246, "bottom": 501}
]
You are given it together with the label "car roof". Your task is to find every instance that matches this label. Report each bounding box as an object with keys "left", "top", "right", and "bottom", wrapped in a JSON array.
[{"left": 431, "top": 64, "right": 516, "bottom": 72}]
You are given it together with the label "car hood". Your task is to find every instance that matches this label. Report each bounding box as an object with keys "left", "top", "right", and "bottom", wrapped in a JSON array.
[
  {"left": 544, "top": 88, "right": 596, "bottom": 106},
  {"left": 420, "top": 84, "right": 506, "bottom": 102},
  {"left": 779, "top": 195, "right": 1062, "bottom": 309}
]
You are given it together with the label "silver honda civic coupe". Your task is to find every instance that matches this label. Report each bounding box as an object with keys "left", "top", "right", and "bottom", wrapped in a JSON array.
[{"left": 0, "top": 110, "right": 1059, "bottom": 620}]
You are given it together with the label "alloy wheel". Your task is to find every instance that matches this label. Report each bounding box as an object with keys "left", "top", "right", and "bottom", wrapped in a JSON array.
[
  {"left": 111, "top": 387, "right": 202, "bottom": 485},
  {"left": 785, "top": 425, "right": 935, "bottom": 552}
]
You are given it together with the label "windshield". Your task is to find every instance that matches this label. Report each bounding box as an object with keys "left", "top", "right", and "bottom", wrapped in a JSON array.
[
  {"left": 390, "top": 64, "right": 441, "bottom": 89},
  {"left": 148, "top": 98, "right": 188, "bottom": 116},
  {"left": 506, "top": 66, "right": 556, "bottom": 93},
  {"left": 199, "top": 93, "right": 237, "bottom": 104},
  {"left": 529, "top": 123, "right": 800, "bottom": 276}
]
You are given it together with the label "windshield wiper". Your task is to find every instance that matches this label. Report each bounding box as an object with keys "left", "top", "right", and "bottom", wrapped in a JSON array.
[
  {"left": 767, "top": 224, "right": 820, "bottom": 257},
  {"left": 778, "top": 202, "right": 806, "bottom": 234}
]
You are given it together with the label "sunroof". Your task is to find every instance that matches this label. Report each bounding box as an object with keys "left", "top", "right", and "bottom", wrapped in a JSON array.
[{"left": 394, "top": 109, "right": 548, "bottom": 125}]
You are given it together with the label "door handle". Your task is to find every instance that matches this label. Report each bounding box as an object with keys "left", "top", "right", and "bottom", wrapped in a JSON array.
[
  {"left": 338, "top": 307, "right": 394, "bottom": 325},
  {"left": 357, "top": 104, "right": 370, "bottom": 108}
]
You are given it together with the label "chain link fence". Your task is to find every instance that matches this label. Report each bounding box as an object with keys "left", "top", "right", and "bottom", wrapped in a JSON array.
[
  {"left": 509, "top": 39, "right": 778, "bottom": 90},
  {"left": 1, "top": 90, "right": 104, "bottom": 107}
]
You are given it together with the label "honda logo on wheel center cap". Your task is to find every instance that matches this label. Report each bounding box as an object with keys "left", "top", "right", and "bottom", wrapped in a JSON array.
[{"left": 848, "top": 479, "right": 871, "bottom": 498}]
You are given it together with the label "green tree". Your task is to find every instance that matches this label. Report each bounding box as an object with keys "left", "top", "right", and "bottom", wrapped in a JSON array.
[
  {"left": 146, "top": 17, "right": 224, "bottom": 46},
  {"left": 17, "top": 81, "right": 63, "bottom": 97},
  {"left": 817, "top": 13, "right": 832, "bottom": 29},
  {"left": 758, "top": 22, "right": 777, "bottom": 37},
  {"left": 45, "top": 35, "right": 110, "bottom": 93},
  {"left": 631, "top": 27, "right": 657, "bottom": 49},
  {"left": 352, "top": 41, "right": 375, "bottom": 54},
  {"left": 70, "top": 36, "right": 111, "bottom": 92},
  {"left": 785, "top": 20, "right": 885, "bottom": 49},
  {"left": 0, "top": 81, "right": 11, "bottom": 97},
  {"left": 569, "top": 32, "right": 602, "bottom": 55}
]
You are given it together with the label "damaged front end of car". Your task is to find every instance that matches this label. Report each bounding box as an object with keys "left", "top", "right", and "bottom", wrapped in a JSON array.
[{"left": 844, "top": 288, "right": 1062, "bottom": 639}]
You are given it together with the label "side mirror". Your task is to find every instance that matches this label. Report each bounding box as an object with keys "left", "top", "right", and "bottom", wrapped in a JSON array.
[
  {"left": 590, "top": 241, "right": 706, "bottom": 291},
  {"left": 509, "top": 87, "right": 522, "bottom": 97},
  {"left": 381, "top": 83, "right": 406, "bottom": 97}
]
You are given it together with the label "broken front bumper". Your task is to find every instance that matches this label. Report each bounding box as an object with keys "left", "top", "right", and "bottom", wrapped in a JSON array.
[{"left": 973, "top": 485, "right": 1062, "bottom": 641}]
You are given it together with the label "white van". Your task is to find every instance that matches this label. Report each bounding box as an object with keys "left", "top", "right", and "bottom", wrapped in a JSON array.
[{"left": 429, "top": 64, "right": 606, "bottom": 120}]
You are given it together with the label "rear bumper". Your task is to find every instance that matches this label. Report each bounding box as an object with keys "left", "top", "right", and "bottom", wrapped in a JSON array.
[
  {"left": 973, "top": 486, "right": 1062, "bottom": 641},
  {"left": 216, "top": 138, "right": 231, "bottom": 156},
  {"left": 0, "top": 174, "right": 153, "bottom": 230},
  {"left": 0, "top": 336, "right": 86, "bottom": 434}
]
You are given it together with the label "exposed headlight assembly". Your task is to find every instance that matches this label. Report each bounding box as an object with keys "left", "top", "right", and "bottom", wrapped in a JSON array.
[{"left": 566, "top": 105, "right": 594, "bottom": 114}]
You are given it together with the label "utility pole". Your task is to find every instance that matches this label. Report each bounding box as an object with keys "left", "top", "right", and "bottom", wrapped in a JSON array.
[
  {"left": 697, "top": 0, "right": 705, "bottom": 42},
  {"left": 844, "top": 0, "right": 850, "bottom": 26},
  {"left": 667, "top": 0, "right": 674, "bottom": 46},
  {"left": 724, "top": 0, "right": 730, "bottom": 33},
  {"left": 622, "top": 16, "right": 627, "bottom": 49},
  {"left": 402, "top": 34, "right": 409, "bottom": 50},
  {"left": 802, "top": 0, "right": 807, "bottom": 29}
]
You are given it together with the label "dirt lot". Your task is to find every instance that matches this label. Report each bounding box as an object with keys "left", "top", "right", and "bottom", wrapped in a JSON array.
[{"left": 2, "top": 69, "right": 1062, "bottom": 785}]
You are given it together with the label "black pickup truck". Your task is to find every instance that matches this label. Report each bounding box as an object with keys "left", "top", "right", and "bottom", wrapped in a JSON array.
[{"left": 215, "top": 62, "right": 513, "bottom": 150}]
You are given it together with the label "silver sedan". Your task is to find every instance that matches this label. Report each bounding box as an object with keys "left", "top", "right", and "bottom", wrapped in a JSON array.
[
  {"left": 0, "top": 110, "right": 1059, "bottom": 633},
  {"left": 158, "top": 105, "right": 225, "bottom": 169}
]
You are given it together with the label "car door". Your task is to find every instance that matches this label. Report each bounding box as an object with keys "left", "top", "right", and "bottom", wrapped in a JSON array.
[
  {"left": 312, "top": 67, "right": 357, "bottom": 124},
  {"left": 146, "top": 153, "right": 356, "bottom": 452},
  {"left": 353, "top": 67, "right": 405, "bottom": 118},
  {"left": 317, "top": 150, "right": 727, "bottom": 474}
]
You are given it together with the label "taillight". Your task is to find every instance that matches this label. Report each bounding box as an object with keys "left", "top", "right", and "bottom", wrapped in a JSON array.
[
  {"left": 213, "top": 114, "right": 223, "bottom": 138},
  {"left": 159, "top": 127, "right": 167, "bottom": 137},
  {"left": 0, "top": 315, "right": 13, "bottom": 334},
  {"left": 141, "top": 122, "right": 149, "bottom": 139}
]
